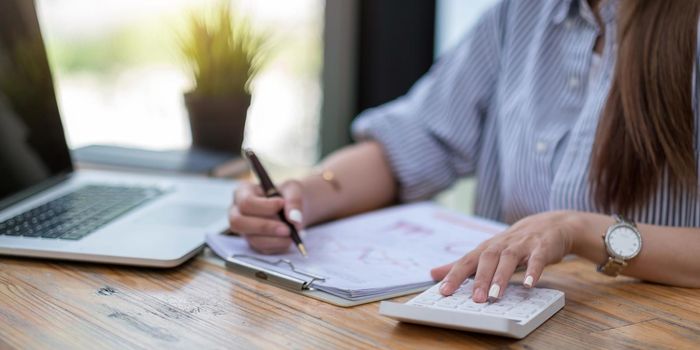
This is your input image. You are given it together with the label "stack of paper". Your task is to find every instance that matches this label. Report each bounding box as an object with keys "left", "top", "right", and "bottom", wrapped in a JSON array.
[{"left": 207, "top": 202, "right": 506, "bottom": 302}]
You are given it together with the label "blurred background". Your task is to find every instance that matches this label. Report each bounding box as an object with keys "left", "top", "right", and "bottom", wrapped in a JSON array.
[
  {"left": 36, "top": 0, "right": 496, "bottom": 210},
  {"left": 37, "top": 0, "right": 324, "bottom": 167}
]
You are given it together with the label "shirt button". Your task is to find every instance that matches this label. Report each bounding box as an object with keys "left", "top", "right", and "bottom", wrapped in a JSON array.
[
  {"left": 568, "top": 76, "right": 580, "bottom": 88},
  {"left": 535, "top": 141, "right": 548, "bottom": 153},
  {"left": 564, "top": 19, "right": 575, "bottom": 29}
]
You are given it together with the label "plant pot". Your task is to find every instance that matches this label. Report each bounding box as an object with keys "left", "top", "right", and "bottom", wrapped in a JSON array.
[{"left": 184, "top": 91, "right": 251, "bottom": 155}]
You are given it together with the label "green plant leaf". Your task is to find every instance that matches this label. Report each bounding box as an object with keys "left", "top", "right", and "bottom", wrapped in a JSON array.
[{"left": 178, "top": 1, "right": 271, "bottom": 97}]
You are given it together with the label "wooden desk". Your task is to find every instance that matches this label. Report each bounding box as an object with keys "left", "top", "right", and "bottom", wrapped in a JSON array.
[{"left": 1, "top": 253, "right": 699, "bottom": 349}]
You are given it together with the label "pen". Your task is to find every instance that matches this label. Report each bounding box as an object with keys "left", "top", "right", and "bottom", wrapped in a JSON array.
[{"left": 243, "top": 148, "right": 308, "bottom": 257}]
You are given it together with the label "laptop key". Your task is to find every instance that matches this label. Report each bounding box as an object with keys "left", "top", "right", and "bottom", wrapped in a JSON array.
[
  {"left": 60, "top": 226, "right": 96, "bottom": 240},
  {"left": 22, "top": 229, "right": 43, "bottom": 237},
  {"left": 41, "top": 228, "right": 64, "bottom": 239},
  {"left": 2, "top": 185, "right": 164, "bottom": 241},
  {"left": 5, "top": 226, "right": 21, "bottom": 236}
]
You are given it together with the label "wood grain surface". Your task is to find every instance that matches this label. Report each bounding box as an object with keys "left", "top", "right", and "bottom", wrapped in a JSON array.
[{"left": 1, "top": 251, "right": 699, "bottom": 350}]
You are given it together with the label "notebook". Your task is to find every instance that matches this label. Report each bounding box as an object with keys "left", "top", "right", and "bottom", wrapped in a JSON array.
[{"left": 206, "top": 202, "right": 506, "bottom": 307}]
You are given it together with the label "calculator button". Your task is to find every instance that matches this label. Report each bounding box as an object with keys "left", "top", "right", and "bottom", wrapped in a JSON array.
[
  {"left": 419, "top": 293, "right": 443, "bottom": 301},
  {"left": 524, "top": 300, "right": 546, "bottom": 308},
  {"left": 502, "top": 295, "right": 524, "bottom": 303},
  {"left": 483, "top": 304, "right": 511, "bottom": 315},
  {"left": 436, "top": 298, "right": 462, "bottom": 308},
  {"left": 530, "top": 296, "right": 551, "bottom": 304},
  {"left": 496, "top": 301, "right": 516, "bottom": 309},
  {"left": 514, "top": 291, "right": 532, "bottom": 299},
  {"left": 457, "top": 301, "right": 483, "bottom": 312},
  {"left": 453, "top": 289, "right": 472, "bottom": 298},
  {"left": 509, "top": 305, "right": 538, "bottom": 317}
]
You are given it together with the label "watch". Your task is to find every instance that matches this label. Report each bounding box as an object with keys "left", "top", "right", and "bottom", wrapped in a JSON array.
[{"left": 597, "top": 214, "right": 642, "bottom": 277}]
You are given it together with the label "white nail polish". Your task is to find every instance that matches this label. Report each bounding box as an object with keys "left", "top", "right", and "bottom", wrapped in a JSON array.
[
  {"left": 288, "top": 209, "right": 303, "bottom": 224},
  {"left": 524, "top": 275, "right": 534, "bottom": 288},
  {"left": 488, "top": 284, "right": 500, "bottom": 299}
]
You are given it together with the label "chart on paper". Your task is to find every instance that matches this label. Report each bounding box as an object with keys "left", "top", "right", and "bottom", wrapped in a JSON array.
[{"left": 207, "top": 202, "right": 507, "bottom": 293}]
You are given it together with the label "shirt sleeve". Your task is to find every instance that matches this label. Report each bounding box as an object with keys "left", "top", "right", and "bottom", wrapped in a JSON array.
[{"left": 351, "top": 1, "right": 509, "bottom": 202}]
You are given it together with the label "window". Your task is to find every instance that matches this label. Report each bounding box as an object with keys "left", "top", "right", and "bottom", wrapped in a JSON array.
[
  {"left": 435, "top": 0, "right": 498, "bottom": 57},
  {"left": 37, "top": 0, "right": 324, "bottom": 167}
]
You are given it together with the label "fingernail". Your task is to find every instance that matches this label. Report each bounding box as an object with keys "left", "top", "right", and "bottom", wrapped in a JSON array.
[
  {"left": 524, "top": 275, "right": 534, "bottom": 288},
  {"left": 473, "top": 288, "right": 486, "bottom": 302},
  {"left": 288, "top": 209, "right": 303, "bottom": 224},
  {"left": 439, "top": 281, "right": 452, "bottom": 295},
  {"left": 488, "top": 284, "right": 500, "bottom": 299},
  {"left": 276, "top": 226, "right": 289, "bottom": 236}
]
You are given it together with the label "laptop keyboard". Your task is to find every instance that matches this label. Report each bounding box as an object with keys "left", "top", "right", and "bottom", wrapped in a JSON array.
[{"left": 0, "top": 185, "right": 164, "bottom": 240}]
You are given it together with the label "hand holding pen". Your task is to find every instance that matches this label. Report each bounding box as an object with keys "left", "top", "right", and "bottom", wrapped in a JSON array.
[{"left": 230, "top": 149, "right": 308, "bottom": 256}]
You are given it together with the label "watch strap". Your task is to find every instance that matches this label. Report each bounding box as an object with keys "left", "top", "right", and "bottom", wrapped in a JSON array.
[
  {"left": 597, "top": 256, "right": 628, "bottom": 277},
  {"left": 613, "top": 214, "right": 636, "bottom": 227},
  {"left": 598, "top": 214, "right": 639, "bottom": 277}
]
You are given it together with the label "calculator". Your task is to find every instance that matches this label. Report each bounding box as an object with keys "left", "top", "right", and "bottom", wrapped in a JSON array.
[{"left": 379, "top": 280, "right": 565, "bottom": 339}]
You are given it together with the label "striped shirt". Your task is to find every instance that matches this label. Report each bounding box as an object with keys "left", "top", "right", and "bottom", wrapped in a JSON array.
[{"left": 352, "top": 0, "right": 700, "bottom": 226}]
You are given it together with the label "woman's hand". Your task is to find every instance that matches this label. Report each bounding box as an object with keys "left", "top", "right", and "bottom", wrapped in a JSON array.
[
  {"left": 228, "top": 180, "right": 306, "bottom": 254},
  {"left": 430, "top": 211, "right": 582, "bottom": 302}
]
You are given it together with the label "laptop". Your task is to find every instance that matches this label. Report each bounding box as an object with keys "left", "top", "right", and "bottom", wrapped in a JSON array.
[{"left": 0, "top": 0, "right": 237, "bottom": 267}]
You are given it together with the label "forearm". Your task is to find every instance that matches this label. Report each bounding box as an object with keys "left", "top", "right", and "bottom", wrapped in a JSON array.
[
  {"left": 300, "top": 141, "right": 398, "bottom": 225},
  {"left": 572, "top": 212, "right": 700, "bottom": 287}
]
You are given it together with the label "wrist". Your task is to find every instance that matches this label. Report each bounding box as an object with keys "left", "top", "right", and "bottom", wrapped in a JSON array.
[
  {"left": 568, "top": 211, "right": 613, "bottom": 263},
  {"left": 562, "top": 211, "right": 587, "bottom": 255},
  {"left": 298, "top": 173, "right": 338, "bottom": 225}
]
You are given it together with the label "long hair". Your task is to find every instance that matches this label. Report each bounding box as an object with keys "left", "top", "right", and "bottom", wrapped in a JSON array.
[{"left": 590, "top": 0, "right": 700, "bottom": 214}]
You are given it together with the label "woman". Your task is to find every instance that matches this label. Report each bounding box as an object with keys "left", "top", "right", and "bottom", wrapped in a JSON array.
[{"left": 229, "top": 0, "right": 700, "bottom": 303}]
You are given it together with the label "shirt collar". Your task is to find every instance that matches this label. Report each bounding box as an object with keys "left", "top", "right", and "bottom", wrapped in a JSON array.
[
  {"left": 551, "top": 0, "right": 619, "bottom": 26},
  {"left": 598, "top": 0, "right": 619, "bottom": 25},
  {"left": 551, "top": 0, "right": 575, "bottom": 24}
]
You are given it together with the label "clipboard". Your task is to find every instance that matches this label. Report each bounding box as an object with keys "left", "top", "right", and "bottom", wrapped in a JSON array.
[
  {"left": 209, "top": 202, "right": 508, "bottom": 308},
  {"left": 225, "top": 254, "right": 433, "bottom": 307}
]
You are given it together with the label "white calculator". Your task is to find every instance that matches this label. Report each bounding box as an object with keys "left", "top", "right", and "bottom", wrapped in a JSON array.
[{"left": 379, "top": 280, "right": 565, "bottom": 339}]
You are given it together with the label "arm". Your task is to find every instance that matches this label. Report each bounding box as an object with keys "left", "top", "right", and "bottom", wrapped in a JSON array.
[
  {"left": 433, "top": 210, "right": 700, "bottom": 303},
  {"left": 300, "top": 141, "right": 398, "bottom": 225},
  {"left": 229, "top": 141, "right": 396, "bottom": 254},
  {"left": 574, "top": 212, "right": 700, "bottom": 287},
  {"left": 229, "top": 1, "right": 508, "bottom": 254}
]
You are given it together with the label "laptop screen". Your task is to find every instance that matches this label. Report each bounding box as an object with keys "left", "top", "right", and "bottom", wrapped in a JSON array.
[{"left": 0, "top": 0, "right": 73, "bottom": 202}]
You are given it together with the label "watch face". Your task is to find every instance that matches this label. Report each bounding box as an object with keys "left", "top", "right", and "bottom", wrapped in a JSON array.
[{"left": 608, "top": 225, "right": 641, "bottom": 259}]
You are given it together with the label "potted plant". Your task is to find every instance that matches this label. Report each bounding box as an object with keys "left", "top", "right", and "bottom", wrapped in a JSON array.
[{"left": 179, "top": 3, "right": 268, "bottom": 155}]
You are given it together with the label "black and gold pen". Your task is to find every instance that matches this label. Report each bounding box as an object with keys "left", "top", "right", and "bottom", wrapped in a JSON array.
[{"left": 243, "top": 149, "right": 308, "bottom": 257}]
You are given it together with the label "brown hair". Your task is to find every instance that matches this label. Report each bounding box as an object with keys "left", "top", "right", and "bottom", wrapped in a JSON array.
[{"left": 590, "top": 0, "right": 700, "bottom": 214}]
